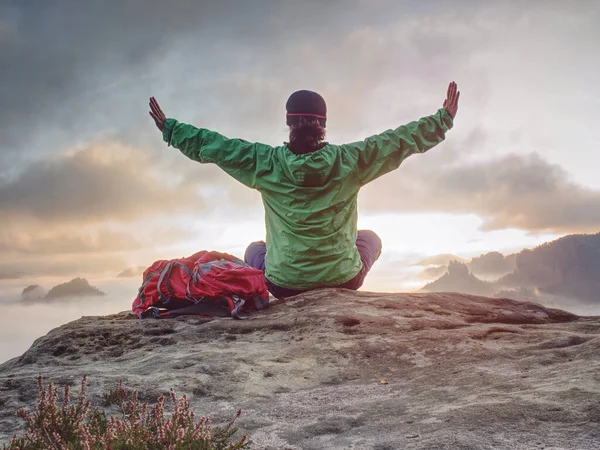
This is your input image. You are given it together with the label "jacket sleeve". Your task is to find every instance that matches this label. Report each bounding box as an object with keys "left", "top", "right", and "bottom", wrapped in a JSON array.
[
  {"left": 340, "top": 108, "right": 453, "bottom": 185},
  {"left": 162, "top": 118, "right": 273, "bottom": 189}
]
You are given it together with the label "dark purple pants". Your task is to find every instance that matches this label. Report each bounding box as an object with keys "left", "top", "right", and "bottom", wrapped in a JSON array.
[{"left": 244, "top": 230, "right": 382, "bottom": 299}]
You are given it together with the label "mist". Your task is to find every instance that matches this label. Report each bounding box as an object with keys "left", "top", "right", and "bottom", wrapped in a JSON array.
[{"left": 0, "top": 277, "right": 139, "bottom": 364}]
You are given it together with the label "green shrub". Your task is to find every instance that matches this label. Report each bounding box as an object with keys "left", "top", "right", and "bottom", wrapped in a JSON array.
[{"left": 4, "top": 376, "right": 248, "bottom": 450}]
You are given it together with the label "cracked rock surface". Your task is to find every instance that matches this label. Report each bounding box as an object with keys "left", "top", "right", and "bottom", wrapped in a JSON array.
[{"left": 0, "top": 289, "right": 599, "bottom": 449}]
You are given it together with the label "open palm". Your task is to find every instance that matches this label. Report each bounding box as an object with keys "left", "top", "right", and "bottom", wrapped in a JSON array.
[
  {"left": 443, "top": 82, "right": 460, "bottom": 119},
  {"left": 149, "top": 97, "right": 166, "bottom": 131}
]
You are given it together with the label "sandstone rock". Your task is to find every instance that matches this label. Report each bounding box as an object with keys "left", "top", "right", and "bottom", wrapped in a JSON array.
[
  {"left": 44, "top": 277, "right": 106, "bottom": 300},
  {"left": 0, "top": 289, "right": 598, "bottom": 449},
  {"left": 494, "top": 287, "right": 539, "bottom": 303}
]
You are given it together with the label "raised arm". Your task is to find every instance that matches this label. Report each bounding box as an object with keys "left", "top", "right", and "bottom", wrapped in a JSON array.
[
  {"left": 342, "top": 82, "right": 459, "bottom": 186},
  {"left": 149, "top": 97, "right": 273, "bottom": 189}
]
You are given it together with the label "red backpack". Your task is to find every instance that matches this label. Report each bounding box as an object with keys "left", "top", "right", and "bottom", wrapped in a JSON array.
[{"left": 132, "top": 251, "right": 270, "bottom": 319}]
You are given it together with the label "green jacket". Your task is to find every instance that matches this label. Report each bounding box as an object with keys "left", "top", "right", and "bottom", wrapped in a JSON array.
[{"left": 162, "top": 108, "right": 453, "bottom": 290}]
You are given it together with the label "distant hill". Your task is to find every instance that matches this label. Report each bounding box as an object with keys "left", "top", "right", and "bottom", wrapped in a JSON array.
[
  {"left": 422, "top": 261, "right": 495, "bottom": 297},
  {"left": 469, "top": 251, "right": 517, "bottom": 277},
  {"left": 45, "top": 278, "right": 106, "bottom": 300},
  {"left": 422, "top": 233, "right": 600, "bottom": 306},
  {"left": 496, "top": 233, "right": 600, "bottom": 302},
  {"left": 418, "top": 252, "right": 516, "bottom": 284},
  {"left": 21, "top": 285, "right": 46, "bottom": 303}
]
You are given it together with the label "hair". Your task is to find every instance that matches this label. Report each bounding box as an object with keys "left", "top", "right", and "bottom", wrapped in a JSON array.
[{"left": 288, "top": 117, "right": 327, "bottom": 154}]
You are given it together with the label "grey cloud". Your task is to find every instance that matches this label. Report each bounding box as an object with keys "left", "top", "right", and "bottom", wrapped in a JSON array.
[
  {"left": 0, "top": 0, "right": 498, "bottom": 172},
  {"left": 0, "top": 253, "right": 129, "bottom": 279},
  {"left": 0, "top": 0, "right": 286, "bottom": 166},
  {"left": 0, "top": 221, "right": 202, "bottom": 279},
  {"left": 158, "top": 9, "right": 493, "bottom": 149},
  {"left": 4, "top": 0, "right": 598, "bottom": 156},
  {"left": 360, "top": 152, "right": 600, "bottom": 233},
  {"left": 0, "top": 143, "right": 203, "bottom": 223},
  {"left": 0, "top": 229, "right": 141, "bottom": 256}
]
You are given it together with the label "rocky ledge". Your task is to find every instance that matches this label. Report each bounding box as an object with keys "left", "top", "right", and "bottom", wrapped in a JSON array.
[{"left": 0, "top": 290, "right": 599, "bottom": 449}]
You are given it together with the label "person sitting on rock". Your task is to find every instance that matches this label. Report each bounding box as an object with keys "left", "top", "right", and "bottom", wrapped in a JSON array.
[{"left": 149, "top": 82, "right": 460, "bottom": 299}]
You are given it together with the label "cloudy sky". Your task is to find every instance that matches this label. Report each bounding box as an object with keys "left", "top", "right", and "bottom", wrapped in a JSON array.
[{"left": 1, "top": 0, "right": 599, "bottom": 295}]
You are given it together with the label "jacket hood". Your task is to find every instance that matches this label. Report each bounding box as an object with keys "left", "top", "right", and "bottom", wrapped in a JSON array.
[{"left": 279, "top": 144, "right": 338, "bottom": 187}]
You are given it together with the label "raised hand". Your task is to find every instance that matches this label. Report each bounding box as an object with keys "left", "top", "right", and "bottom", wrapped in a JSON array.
[
  {"left": 443, "top": 81, "right": 460, "bottom": 119},
  {"left": 149, "top": 97, "right": 167, "bottom": 131}
]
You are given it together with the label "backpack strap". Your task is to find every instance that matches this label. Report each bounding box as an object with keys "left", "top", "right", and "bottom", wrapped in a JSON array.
[
  {"left": 230, "top": 295, "right": 248, "bottom": 320},
  {"left": 139, "top": 306, "right": 162, "bottom": 319},
  {"left": 164, "top": 262, "right": 194, "bottom": 299},
  {"left": 138, "top": 270, "right": 161, "bottom": 293},
  {"left": 141, "top": 296, "right": 250, "bottom": 320},
  {"left": 156, "top": 262, "right": 174, "bottom": 304},
  {"left": 163, "top": 262, "right": 197, "bottom": 302},
  {"left": 132, "top": 269, "right": 162, "bottom": 317},
  {"left": 155, "top": 297, "right": 233, "bottom": 318}
]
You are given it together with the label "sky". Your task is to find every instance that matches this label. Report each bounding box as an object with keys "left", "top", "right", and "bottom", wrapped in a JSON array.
[{"left": 1, "top": 0, "right": 599, "bottom": 337}]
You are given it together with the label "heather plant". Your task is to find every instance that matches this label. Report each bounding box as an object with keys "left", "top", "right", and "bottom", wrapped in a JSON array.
[{"left": 4, "top": 376, "right": 248, "bottom": 450}]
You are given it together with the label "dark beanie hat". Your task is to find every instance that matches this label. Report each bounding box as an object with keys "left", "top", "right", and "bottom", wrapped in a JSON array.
[{"left": 286, "top": 90, "right": 327, "bottom": 127}]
